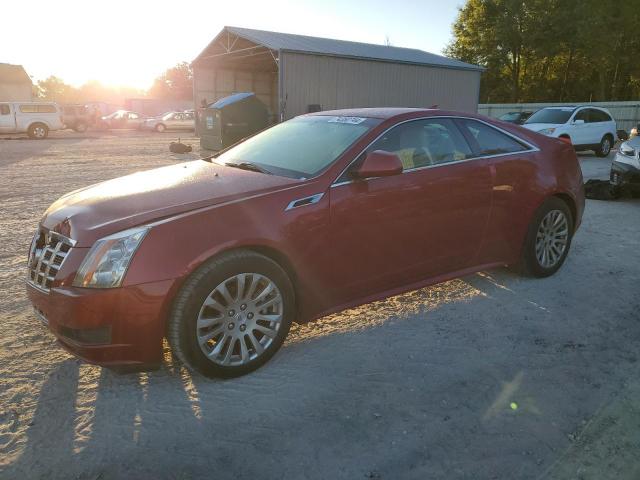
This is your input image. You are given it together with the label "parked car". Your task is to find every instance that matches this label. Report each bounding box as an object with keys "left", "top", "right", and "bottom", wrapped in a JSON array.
[
  {"left": 97, "top": 110, "right": 146, "bottom": 130},
  {"left": 61, "top": 104, "right": 90, "bottom": 132},
  {"left": 142, "top": 111, "right": 195, "bottom": 132},
  {"left": 0, "top": 102, "right": 63, "bottom": 138},
  {"left": 498, "top": 111, "right": 533, "bottom": 125},
  {"left": 610, "top": 136, "right": 640, "bottom": 194},
  {"left": 523, "top": 106, "right": 617, "bottom": 157},
  {"left": 26, "top": 108, "right": 584, "bottom": 378}
]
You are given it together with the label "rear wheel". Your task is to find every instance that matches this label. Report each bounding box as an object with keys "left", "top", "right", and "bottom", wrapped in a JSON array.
[
  {"left": 595, "top": 135, "right": 613, "bottom": 157},
  {"left": 28, "top": 123, "right": 48, "bottom": 139},
  {"left": 520, "top": 197, "right": 573, "bottom": 277},
  {"left": 168, "top": 250, "right": 295, "bottom": 378}
]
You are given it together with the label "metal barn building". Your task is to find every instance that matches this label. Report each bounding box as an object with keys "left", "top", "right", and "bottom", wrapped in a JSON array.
[
  {"left": 0, "top": 63, "right": 32, "bottom": 101},
  {"left": 192, "top": 27, "right": 483, "bottom": 122}
]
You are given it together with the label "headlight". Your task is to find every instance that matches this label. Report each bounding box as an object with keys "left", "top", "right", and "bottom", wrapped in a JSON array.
[
  {"left": 73, "top": 226, "right": 148, "bottom": 288},
  {"left": 538, "top": 128, "right": 556, "bottom": 135},
  {"left": 619, "top": 142, "right": 637, "bottom": 157}
]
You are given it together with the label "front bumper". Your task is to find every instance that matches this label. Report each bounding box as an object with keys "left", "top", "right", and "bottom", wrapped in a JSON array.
[
  {"left": 610, "top": 160, "right": 640, "bottom": 189},
  {"left": 26, "top": 279, "right": 175, "bottom": 366}
]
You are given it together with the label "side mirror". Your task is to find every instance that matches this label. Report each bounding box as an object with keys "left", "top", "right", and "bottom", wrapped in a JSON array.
[
  {"left": 353, "top": 150, "right": 403, "bottom": 178},
  {"left": 573, "top": 119, "right": 585, "bottom": 125}
]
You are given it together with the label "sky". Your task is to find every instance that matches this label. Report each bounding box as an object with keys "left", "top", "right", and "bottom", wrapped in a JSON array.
[{"left": 1, "top": 0, "right": 463, "bottom": 90}]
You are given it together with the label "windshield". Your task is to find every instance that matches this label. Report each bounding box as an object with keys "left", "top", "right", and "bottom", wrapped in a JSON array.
[
  {"left": 215, "top": 115, "right": 380, "bottom": 178},
  {"left": 525, "top": 108, "right": 573, "bottom": 125},
  {"left": 499, "top": 112, "right": 521, "bottom": 121}
]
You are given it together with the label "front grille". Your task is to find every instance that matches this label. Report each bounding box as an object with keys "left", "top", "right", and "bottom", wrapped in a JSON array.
[{"left": 27, "top": 229, "right": 75, "bottom": 292}]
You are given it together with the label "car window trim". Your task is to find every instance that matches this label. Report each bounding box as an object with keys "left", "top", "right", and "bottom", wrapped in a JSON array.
[{"left": 331, "top": 115, "right": 540, "bottom": 188}]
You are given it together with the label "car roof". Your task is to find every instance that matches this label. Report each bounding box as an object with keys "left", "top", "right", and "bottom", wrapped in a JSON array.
[{"left": 307, "top": 107, "right": 439, "bottom": 119}]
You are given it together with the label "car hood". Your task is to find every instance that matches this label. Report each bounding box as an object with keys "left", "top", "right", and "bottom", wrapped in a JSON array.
[
  {"left": 40, "top": 160, "right": 301, "bottom": 247},
  {"left": 522, "top": 123, "right": 561, "bottom": 132}
]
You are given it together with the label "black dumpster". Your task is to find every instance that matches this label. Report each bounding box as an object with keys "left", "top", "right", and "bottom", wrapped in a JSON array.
[{"left": 198, "top": 92, "right": 270, "bottom": 151}]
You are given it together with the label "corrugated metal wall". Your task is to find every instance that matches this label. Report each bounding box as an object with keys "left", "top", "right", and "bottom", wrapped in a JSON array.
[
  {"left": 479, "top": 101, "right": 640, "bottom": 130},
  {"left": 281, "top": 52, "right": 481, "bottom": 119},
  {"left": 193, "top": 65, "right": 278, "bottom": 118}
]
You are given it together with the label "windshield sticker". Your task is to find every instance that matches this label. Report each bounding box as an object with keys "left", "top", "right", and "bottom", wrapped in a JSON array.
[{"left": 326, "top": 116, "right": 367, "bottom": 125}]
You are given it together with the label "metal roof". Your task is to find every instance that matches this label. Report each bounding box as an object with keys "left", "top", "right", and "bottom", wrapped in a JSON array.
[
  {"left": 0, "top": 63, "right": 32, "bottom": 84},
  {"left": 198, "top": 26, "right": 483, "bottom": 72}
]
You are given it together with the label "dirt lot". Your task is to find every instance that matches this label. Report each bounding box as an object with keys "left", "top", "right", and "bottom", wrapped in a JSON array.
[{"left": 1, "top": 131, "right": 639, "bottom": 480}]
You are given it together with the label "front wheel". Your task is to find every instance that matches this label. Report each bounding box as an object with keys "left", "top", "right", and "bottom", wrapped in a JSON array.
[
  {"left": 74, "top": 122, "right": 88, "bottom": 133},
  {"left": 595, "top": 135, "right": 613, "bottom": 157},
  {"left": 155, "top": 123, "right": 166, "bottom": 133},
  {"left": 168, "top": 250, "right": 295, "bottom": 378},
  {"left": 520, "top": 197, "right": 573, "bottom": 277}
]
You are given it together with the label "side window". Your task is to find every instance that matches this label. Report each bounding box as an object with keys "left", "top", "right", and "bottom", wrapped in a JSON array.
[
  {"left": 0, "top": 104, "right": 10, "bottom": 115},
  {"left": 589, "top": 109, "right": 611, "bottom": 123},
  {"left": 129, "top": 113, "right": 139, "bottom": 119},
  {"left": 174, "top": 113, "right": 183, "bottom": 120},
  {"left": 457, "top": 119, "right": 528, "bottom": 156},
  {"left": 36, "top": 104, "right": 57, "bottom": 113},
  {"left": 185, "top": 112, "right": 194, "bottom": 120},
  {"left": 365, "top": 118, "right": 473, "bottom": 170},
  {"left": 19, "top": 104, "right": 37, "bottom": 113},
  {"left": 574, "top": 109, "right": 589, "bottom": 122}
]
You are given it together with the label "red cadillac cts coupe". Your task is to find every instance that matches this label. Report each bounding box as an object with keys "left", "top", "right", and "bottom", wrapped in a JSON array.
[{"left": 26, "top": 108, "right": 584, "bottom": 378}]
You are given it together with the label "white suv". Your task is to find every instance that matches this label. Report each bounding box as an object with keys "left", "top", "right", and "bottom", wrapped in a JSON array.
[{"left": 523, "top": 106, "right": 617, "bottom": 157}]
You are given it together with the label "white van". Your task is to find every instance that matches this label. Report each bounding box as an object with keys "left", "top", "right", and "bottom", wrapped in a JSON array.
[{"left": 0, "top": 102, "right": 63, "bottom": 139}]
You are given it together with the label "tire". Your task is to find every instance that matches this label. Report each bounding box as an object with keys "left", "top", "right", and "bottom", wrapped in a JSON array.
[
  {"left": 520, "top": 197, "right": 574, "bottom": 278},
  {"left": 155, "top": 123, "right": 166, "bottom": 133},
  {"left": 595, "top": 135, "right": 613, "bottom": 157},
  {"left": 74, "top": 122, "right": 88, "bottom": 133},
  {"left": 27, "top": 123, "right": 49, "bottom": 139},
  {"left": 168, "top": 250, "right": 295, "bottom": 378}
]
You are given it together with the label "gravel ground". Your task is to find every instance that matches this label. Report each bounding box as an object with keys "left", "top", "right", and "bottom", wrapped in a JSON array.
[{"left": 0, "top": 131, "right": 639, "bottom": 480}]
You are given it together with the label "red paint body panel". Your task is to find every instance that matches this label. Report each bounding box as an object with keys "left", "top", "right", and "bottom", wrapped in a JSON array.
[{"left": 26, "top": 108, "right": 585, "bottom": 366}]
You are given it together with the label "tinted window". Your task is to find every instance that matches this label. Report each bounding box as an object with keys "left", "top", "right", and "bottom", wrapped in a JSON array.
[
  {"left": 589, "top": 109, "right": 612, "bottom": 123},
  {"left": 0, "top": 104, "right": 9, "bottom": 115},
  {"left": 19, "top": 105, "right": 37, "bottom": 113},
  {"left": 457, "top": 119, "right": 528, "bottom": 156},
  {"left": 574, "top": 109, "right": 589, "bottom": 122},
  {"left": 525, "top": 108, "right": 573, "bottom": 125},
  {"left": 365, "top": 118, "right": 473, "bottom": 169}
]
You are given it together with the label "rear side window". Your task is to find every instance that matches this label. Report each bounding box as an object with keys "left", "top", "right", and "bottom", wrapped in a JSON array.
[
  {"left": 589, "top": 109, "right": 612, "bottom": 123},
  {"left": 19, "top": 104, "right": 57, "bottom": 113},
  {"left": 456, "top": 119, "right": 528, "bottom": 156},
  {"left": 0, "top": 104, "right": 9, "bottom": 115}
]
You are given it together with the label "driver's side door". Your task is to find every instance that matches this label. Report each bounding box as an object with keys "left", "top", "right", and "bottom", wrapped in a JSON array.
[{"left": 328, "top": 118, "right": 493, "bottom": 304}]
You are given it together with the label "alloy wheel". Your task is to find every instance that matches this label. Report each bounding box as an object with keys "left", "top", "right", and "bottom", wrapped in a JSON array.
[
  {"left": 34, "top": 127, "right": 46, "bottom": 138},
  {"left": 535, "top": 210, "right": 569, "bottom": 269},
  {"left": 601, "top": 138, "right": 611, "bottom": 155},
  {"left": 196, "top": 273, "right": 283, "bottom": 366}
]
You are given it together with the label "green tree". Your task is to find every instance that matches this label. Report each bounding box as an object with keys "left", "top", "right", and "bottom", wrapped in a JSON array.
[
  {"left": 446, "top": 0, "right": 640, "bottom": 103},
  {"left": 35, "top": 76, "right": 80, "bottom": 103},
  {"left": 148, "top": 62, "right": 193, "bottom": 100}
]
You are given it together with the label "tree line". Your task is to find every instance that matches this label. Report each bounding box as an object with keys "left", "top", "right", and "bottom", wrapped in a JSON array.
[
  {"left": 445, "top": 0, "right": 640, "bottom": 103},
  {"left": 34, "top": 62, "right": 193, "bottom": 104}
]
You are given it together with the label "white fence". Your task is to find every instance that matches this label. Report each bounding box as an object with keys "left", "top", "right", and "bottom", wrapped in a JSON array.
[{"left": 478, "top": 101, "right": 640, "bottom": 131}]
